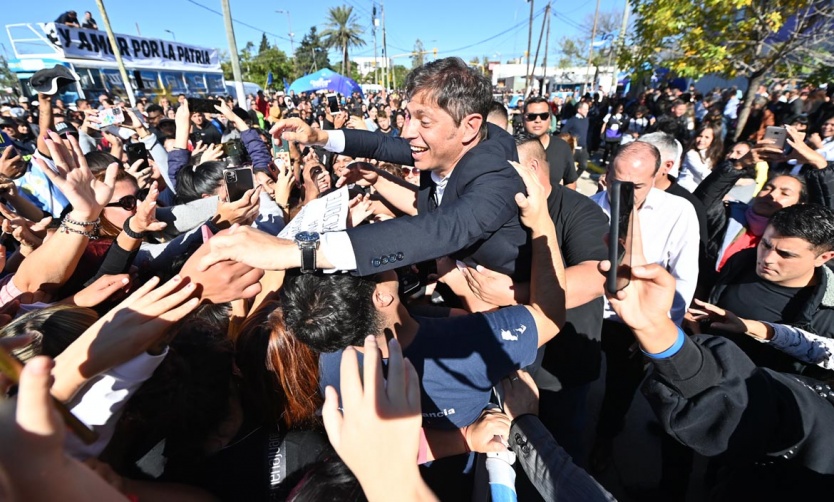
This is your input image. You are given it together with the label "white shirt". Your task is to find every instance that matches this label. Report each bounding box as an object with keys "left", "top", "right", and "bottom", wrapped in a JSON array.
[
  {"left": 677, "top": 149, "right": 713, "bottom": 192},
  {"left": 591, "top": 188, "right": 700, "bottom": 325},
  {"left": 816, "top": 137, "right": 834, "bottom": 162}
]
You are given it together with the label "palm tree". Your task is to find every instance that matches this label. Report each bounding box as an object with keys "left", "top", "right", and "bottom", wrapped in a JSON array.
[{"left": 320, "top": 5, "right": 366, "bottom": 75}]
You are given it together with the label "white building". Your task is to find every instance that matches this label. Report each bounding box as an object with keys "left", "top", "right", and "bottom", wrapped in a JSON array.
[
  {"left": 490, "top": 63, "right": 617, "bottom": 94},
  {"left": 352, "top": 56, "right": 392, "bottom": 77}
]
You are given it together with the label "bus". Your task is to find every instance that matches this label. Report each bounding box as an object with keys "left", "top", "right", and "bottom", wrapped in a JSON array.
[{"left": 5, "top": 22, "right": 226, "bottom": 105}]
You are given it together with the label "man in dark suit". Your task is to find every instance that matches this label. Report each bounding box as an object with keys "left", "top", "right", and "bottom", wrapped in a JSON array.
[{"left": 197, "top": 57, "right": 529, "bottom": 279}]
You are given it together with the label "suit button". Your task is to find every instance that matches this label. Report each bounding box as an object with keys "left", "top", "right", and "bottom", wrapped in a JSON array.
[
  {"left": 381, "top": 256, "right": 389, "bottom": 265},
  {"left": 396, "top": 252, "right": 404, "bottom": 260},
  {"left": 372, "top": 258, "right": 381, "bottom": 267},
  {"left": 388, "top": 254, "right": 397, "bottom": 263}
]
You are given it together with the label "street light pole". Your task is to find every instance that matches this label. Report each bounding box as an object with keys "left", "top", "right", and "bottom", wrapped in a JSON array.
[
  {"left": 95, "top": 0, "right": 136, "bottom": 107},
  {"left": 164, "top": 29, "right": 176, "bottom": 41},
  {"left": 276, "top": 10, "right": 294, "bottom": 54},
  {"left": 222, "top": 0, "right": 245, "bottom": 106}
]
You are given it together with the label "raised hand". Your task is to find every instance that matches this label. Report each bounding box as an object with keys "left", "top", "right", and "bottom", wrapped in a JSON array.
[
  {"left": 508, "top": 160, "right": 549, "bottom": 230},
  {"left": 125, "top": 158, "right": 152, "bottom": 189},
  {"left": 269, "top": 117, "right": 327, "bottom": 146},
  {"left": 0, "top": 146, "right": 26, "bottom": 180},
  {"left": 322, "top": 336, "right": 432, "bottom": 502},
  {"left": 33, "top": 131, "right": 117, "bottom": 221},
  {"left": 335, "top": 161, "right": 379, "bottom": 188},
  {"left": 127, "top": 181, "right": 167, "bottom": 234},
  {"left": 689, "top": 299, "right": 747, "bottom": 333},
  {"left": 61, "top": 274, "right": 131, "bottom": 308},
  {"left": 213, "top": 186, "right": 262, "bottom": 228}
]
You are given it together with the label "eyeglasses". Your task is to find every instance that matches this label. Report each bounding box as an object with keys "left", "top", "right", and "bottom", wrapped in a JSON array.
[
  {"left": 525, "top": 112, "right": 550, "bottom": 122},
  {"left": 106, "top": 189, "right": 147, "bottom": 211},
  {"left": 402, "top": 167, "right": 420, "bottom": 176}
]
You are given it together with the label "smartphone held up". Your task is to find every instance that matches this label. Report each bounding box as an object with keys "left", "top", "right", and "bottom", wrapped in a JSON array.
[{"left": 607, "top": 180, "right": 636, "bottom": 295}]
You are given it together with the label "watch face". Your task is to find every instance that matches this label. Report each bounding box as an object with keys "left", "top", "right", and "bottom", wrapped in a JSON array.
[{"left": 295, "top": 231, "right": 320, "bottom": 243}]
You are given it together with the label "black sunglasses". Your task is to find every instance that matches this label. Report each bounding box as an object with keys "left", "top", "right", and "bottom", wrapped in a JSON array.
[
  {"left": 524, "top": 112, "right": 550, "bottom": 121},
  {"left": 106, "top": 188, "right": 148, "bottom": 211}
]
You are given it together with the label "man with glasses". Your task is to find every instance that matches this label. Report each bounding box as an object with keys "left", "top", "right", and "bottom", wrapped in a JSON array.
[{"left": 523, "top": 97, "right": 578, "bottom": 189}]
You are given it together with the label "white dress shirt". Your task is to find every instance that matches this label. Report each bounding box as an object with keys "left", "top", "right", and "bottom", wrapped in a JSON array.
[
  {"left": 316, "top": 130, "right": 448, "bottom": 271},
  {"left": 591, "top": 187, "right": 700, "bottom": 325},
  {"left": 677, "top": 149, "right": 713, "bottom": 192}
]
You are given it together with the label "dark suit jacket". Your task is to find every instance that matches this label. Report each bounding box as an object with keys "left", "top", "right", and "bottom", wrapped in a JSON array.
[{"left": 342, "top": 124, "right": 528, "bottom": 278}]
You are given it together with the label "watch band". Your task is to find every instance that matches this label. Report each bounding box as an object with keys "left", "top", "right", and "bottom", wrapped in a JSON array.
[{"left": 300, "top": 245, "right": 316, "bottom": 274}]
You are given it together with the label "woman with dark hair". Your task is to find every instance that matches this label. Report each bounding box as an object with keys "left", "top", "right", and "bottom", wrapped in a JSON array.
[
  {"left": 678, "top": 124, "right": 723, "bottom": 192},
  {"left": 174, "top": 160, "right": 227, "bottom": 204}
]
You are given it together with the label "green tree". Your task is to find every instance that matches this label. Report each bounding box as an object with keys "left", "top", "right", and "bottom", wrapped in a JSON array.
[
  {"left": 222, "top": 41, "right": 293, "bottom": 88},
  {"left": 624, "top": 0, "right": 834, "bottom": 140},
  {"left": 294, "top": 26, "right": 332, "bottom": 77},
  {"left": 411, "top": 39, "right": 425, "bottom": 68},
  {"left": 320, "top": 5, "right": 367, "bottom": 75},
  {"left": 258, "top": 33, "right": 271, "bottom": 54},
  {"left": 0, "top": 56, "right": 19, "bottom": 95},
  {"left": 556, "top": 10, "right": 622, "bottom": 69}
]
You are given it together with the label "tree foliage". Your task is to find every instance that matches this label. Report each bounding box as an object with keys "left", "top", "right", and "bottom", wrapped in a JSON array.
[
  {"left": 623, "top": 0, "right": 834, "bottom": 80},
  {"left": 222, "top": 41, "right": 293, "bottom": 88},
  {"left": 556, "top": 10, "right": 622, "bottom": 68},
  {"left": 258, "top": 33, "right": 270, "bottom": 54},
  {"left": 294, "top": 27, "right": 332, "bottom": 77},
  {"left": 320, "top": 5, "right": 367, "bottom": 76},
  {"left": 624, "top": 0, "right": 834, "bottom": 138},
  {"left": 411, "top": 39, "right": 425, "bottom": 68},
  {"left": 0, "top": 56, "right": 19, "bottom": 95}
]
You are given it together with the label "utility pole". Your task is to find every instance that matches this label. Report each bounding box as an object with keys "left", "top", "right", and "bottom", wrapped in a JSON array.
[
  {"left": 221, "top": 0, "right": 245, "bottom": 106},
  {"left": 95, "top": 0, "right": 136, "bottom": 107},
  {"left": 542, "top": 2, "right": 551, "bottom": 95},
  {"left": 276, "top": 10, "right": 294, "bottom": 54},
  {"left": 584, "top": 0, "right": 601, "bottom": 95},
  {"left": 530, "top": 2, "right": 548, "bottom": 96},
  {"left": 373, "top": 5, "right": 379, "bottom": 86},
  {"left": 615, "top": 0, "right": 630, "bottom": 92},
  {"left": 525, "top": 0, "right": 534, "bottom": 96},
  {"left": 135, "top": 22, "right": 141, "bottom": 36},
  {"left": 381, "top": 1, "right": 389, "bottom": 89}
]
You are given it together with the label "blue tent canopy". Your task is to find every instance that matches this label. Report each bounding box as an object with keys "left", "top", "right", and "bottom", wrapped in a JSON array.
[{"left": 288, "top": 69, "right": 363, "bottom": 97}]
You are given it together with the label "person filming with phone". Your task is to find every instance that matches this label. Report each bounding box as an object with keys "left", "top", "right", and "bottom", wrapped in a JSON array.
[{"left": 588, "top": 141, "right": 700, "bottom": 473}]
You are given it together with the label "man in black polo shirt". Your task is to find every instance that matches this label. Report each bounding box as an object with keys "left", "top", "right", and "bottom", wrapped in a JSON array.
[
  {"left": 523, "top": 97, "right": 578, "bottom": 189},
  {"left": 457, "top": 135, "right": 608, "bottom": 464},
  {"left": 711, "top": 204, "right": 834, "bottom": 378}
]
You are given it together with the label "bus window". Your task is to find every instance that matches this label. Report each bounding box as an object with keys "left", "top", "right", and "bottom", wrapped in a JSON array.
[
  {"left": 185, "top": 73, "right": 207, "bottom": 95},
  {"left": 206, "top": 74, "right": 225, "bottom": 94},
  {"left": 76, "top": 67, "right": 107, "bottom": 100},
  {"left": 101, "top": 69, "right": 128, "bottom": 101},
  {"left": 160, "top": 72, "right": 187, "bottom": 95}
]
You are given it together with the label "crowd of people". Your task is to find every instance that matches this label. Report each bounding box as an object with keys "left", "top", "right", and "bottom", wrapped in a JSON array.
[{"left": 0, "top": 53, "right": 834, "bottom": 502}]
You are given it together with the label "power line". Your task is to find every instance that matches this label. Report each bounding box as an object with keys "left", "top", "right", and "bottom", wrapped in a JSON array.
[
  {"left": 183, "top": 0, "right": 292, "bottom": 42},
  {"left": 437, "top": 6, "right": 547, "bottom": 56}
]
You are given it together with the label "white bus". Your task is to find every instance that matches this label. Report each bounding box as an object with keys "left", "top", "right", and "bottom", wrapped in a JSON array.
[{"left": 5, "top": 22, "right": 226, "bottom": 104}]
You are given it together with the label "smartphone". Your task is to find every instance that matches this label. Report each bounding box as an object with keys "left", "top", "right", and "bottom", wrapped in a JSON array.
[
  {"left": 326, "top": 93, "right": 341, "bottom": 115},
  {"left": 188, "top": 97, "right": 219, "bottom": 114},
  {"left": 125, "top": 142, "right": 149, "bottom": 171},
  {"left": 397, "top": 266, "right": 422, "bottom": 297},
  {"left": 763, "top": 126, "right": 788, "bottom": 150},
  {"left": 272, "top": 137, "right": 290, "bottom": 158},
  {"left": 223, "top": 166, "right": 255, "bottom": 202},
  {"left": 98, "top": 107, "right": 124, "bottom": 126},
  {"left": 222, "top": 138, "right": 247, "bottom": 166},
  {"left": 606, "top": 180, "right": 636, "bottom": 295}
]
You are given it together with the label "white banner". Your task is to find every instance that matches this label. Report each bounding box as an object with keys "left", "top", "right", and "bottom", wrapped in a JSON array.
[
  {"left": 278, "top": 187, "right": 350, "bottom": 240},
  {"left": 41, "top": 23, "right": 220, "bottom": 71}
]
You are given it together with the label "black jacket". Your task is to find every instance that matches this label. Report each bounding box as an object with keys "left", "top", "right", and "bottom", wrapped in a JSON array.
[
  {"left": 710, "top": 248, "right": 834, "bottom": 378},
  {"left": 644, "top": 334, "right": 834, "bottom": 501},
  {"left": 341, "top": 124, "right": 527, "bottom": 278}
]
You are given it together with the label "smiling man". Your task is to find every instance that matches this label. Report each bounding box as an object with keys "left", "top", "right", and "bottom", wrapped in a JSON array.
[{"left": 239, "top": 57, "right": 528, "bottom": 279}]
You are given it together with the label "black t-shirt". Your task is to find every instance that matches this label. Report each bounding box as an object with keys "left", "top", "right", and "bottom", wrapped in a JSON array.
[
  {"left": 193, "top": 122, "right": 222, "bottom": 145},
  {"left": 719, "top": 264, "right": 815, "bottom": 325},
  {"left": 544, "top": 135, "right": 578, "bottom": 186},
  {"left": 533, "top": 186, "right": 609, "bottom": 391}
]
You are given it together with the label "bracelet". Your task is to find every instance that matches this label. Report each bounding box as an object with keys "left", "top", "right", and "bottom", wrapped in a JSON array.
[
  {"left": 63, "top": 215, "right": 100, "bottom": 227},
  {"left": 641, "top": 327, "right": 686, "bottom": 359},
  {"left": 59, "top": 223, "right": 98, "bottom": 239},
  {"left": 122, "top": 216, "right": 146, "bottom": 239}
]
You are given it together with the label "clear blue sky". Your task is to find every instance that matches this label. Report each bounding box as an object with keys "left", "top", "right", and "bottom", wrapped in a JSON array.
[{"left": 2, "top": 0, "right": 626, "bottom": 65}]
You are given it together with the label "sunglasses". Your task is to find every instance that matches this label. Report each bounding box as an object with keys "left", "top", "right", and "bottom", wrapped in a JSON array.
[
  {"left": 402, "top": 167, "right": 421, "bottom": 176},
  {"left": 106, "top": 188, "right": 148, "bottom": 211},
  {"left": 524, "top": 112, "right": 550, "bottom": 121}
]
